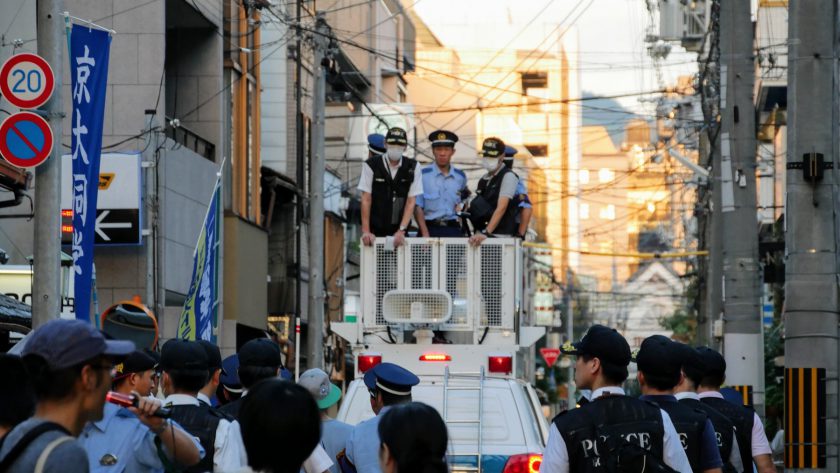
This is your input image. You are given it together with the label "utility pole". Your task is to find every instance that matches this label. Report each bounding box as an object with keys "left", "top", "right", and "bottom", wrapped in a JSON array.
[
  {"left": 306, "top": 13, "right": 329, "bottom": 369},
  {"left": 785, "top": 2, "right": 839, "bottom": 471},
  {"left": 31, "top": 0, "right": 64, "bottom": 328},
  {"left": 143, "top": 110, "right": 157, "bottom": 312},
  {"left": 718, "top": 0, "right": 763, "bottom": 414},
  {"left": 565, "top": 267, "right": 574, "bottom": 409}
]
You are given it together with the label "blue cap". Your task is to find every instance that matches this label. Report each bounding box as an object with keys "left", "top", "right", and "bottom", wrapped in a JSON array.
[
  {"left": 22, "top": 319, "right": 134, "bottom": 370},
  {"left": 363, "top": 362, "right": 419, "bottom": 396},
  {"left": 368, "top": 134, "right": 386, "bottom": 154},
  {"left": 504, "top": 146, "right": 518, "bottom": 158},
  {"left": 220, "top": 354, "right": 242, "bottom": 392}
]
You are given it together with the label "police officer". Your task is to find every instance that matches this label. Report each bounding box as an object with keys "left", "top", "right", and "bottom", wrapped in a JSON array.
[
  {"left": 695, "top": 348, "right": 776, "bottom": 473},
  {"left": 636, "top": 336, "right": 724, "bottom": 473},
  {"left": 359, "top": 127, "right": 423, "bottom": 247},
  {"left": 415, "top": 130, "right": 469, "bottom": 237},
  {"left": 468, "top": 137, "right": 520, "bottom": 246},
  {"left": 674, "top": 344, "right": 744, "bottom": 473},
  {"left": 299, "top": 368, "right": 352, "bottom": 473},
  {"left": 503, "top": 145, "right": 533, "bottom": 239},
  {"left": 159, "top": 339, "right": 246, "bottom": 472},
  {"left": 342, "top": 362, "right": 419, "bottom": 473},
  {"left": 80, "top": 350, "right": 204, "bottom": 472},
  {"left": 197, "top": 339, "right": 225, "bottom": 406},
  {"left": 542, "top": 325, "right": 692, "bottom": 472},
  {"left": 217, "top": 354, "right": 243, "bottom": 406}
]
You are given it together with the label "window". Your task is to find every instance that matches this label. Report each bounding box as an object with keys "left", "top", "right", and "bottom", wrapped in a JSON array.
[
  {"left": 578, "top": 169, "right": 590, "bottom": 184},
  {"left": 599, "top": 204, "right": 616, "bottom": 220},
  {"left": 598, "top": 168, "right": 615, "bottom": 183},
  {"left": 525, "top": 144, "right": 549, "bottom": 157},
  {"left": 580, "top": 203, "right": 590, "bottom": 219}
]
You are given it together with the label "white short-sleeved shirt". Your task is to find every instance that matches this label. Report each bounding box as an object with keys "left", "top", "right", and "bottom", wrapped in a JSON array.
[
  {"left": 541, "top": 387, "right": 693, "bottom": 473},
  {"left": 358, "top": 156, "right": 423, "bottom": 197},
  {"left": 698, "top": 391, "right": 773, "bottom": 457}
]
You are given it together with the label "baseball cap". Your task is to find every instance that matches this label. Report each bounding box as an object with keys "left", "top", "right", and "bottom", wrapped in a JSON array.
[
  {"left": 238, "top": 338, "right": 282, "bottom": 368},
  {"left": 673, "top": 343, "right": 706, "bottom": 385},
  {"left": 197, "top": 339, "right": 226, "bottom": 375},
  {"left": 385, "top": 127, "right": 408, "bottom": 146},
  {"left": 559, "top": 324, "right": 632, "bottom": 366},
  {"left": 114, "top": 350, "right": 158, "bottom": 380},
  {"left": 299, "top": 368, "right": 342, "bottom": 409},
  {"left": 160, "top": 339, "right": 208, "bottom": 374},
  {"left": 480, "top": 137, "right": 505, "bottom": 158},
  {"left": 635, "top": 335, "right": 681, "bottom": 379},
  {"left": 22, "top": 319, "right": 134, "bottom": 370},
  {"left": 696, "top": 346, "right": 726, "bottom": 379}
]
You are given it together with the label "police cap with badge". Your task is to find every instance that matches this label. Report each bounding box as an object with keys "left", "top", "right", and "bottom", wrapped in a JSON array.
[
  {"left": 480, "top": 137, "right": 506, "bottom": 158},
  {"left": 429, "top": 130, "right": 458, "bottom": 148},
  {"left": 559, "top": 324, "right": 632, "bottom": 366},
  {"left": 385, "top": 127, "right": 408, "bottom": 146},
  {"left": 368, "top": 134, "right": 386, "bottom": 155},
  {"left": 114, "top": 350, "right": 158, "bottom": 381},
  {"left": 364, "top": 362, "right": 419, "bottom": 397}
]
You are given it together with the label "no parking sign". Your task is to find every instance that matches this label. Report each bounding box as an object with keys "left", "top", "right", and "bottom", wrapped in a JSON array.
[{"left": 0, "top": 111, "right": 53, "bottom": 168}]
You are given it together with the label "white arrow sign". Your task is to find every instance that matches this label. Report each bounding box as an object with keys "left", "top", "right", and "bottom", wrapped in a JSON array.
[{"left": 95, "top": 210, "right": 132, "bottom": 241}]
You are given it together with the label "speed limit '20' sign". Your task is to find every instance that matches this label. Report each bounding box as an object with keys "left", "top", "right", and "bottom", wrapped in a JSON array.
[{"left": 0, "top": 53, "right": 55, "bottom": 109}]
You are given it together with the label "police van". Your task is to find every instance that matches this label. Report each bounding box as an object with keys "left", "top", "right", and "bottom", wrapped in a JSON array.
[{"left": 333, "top": 237, "right": 548, "bottom": 473}]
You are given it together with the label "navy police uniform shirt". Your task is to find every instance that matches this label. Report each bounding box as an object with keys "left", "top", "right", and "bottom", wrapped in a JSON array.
[{"left": 416, "top": 164, "right": 468, "bottom": 221}]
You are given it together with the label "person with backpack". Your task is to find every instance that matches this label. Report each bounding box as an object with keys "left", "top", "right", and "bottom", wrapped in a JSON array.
[
  {"left": 673, "top": 344, "right": 744, "bottom": 472},
  {"left": 542, "top": 325, "right": 692, "bottom": 473},
  {"left": 694, "top": 347, "right": 776, "bottom": 473},
  {"left": 636, "top": 335, "right": 723, "bottom": 473},
  {"left": 0, "top": 319, "right": 134, "bottom": 473}
]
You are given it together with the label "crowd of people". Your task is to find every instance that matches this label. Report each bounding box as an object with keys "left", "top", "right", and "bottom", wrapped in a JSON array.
[
  {"left": 0, "top": 319, "right": 447, "bottom": 473},
  {"left": 0, "top": 318, "right": 778, "bottom": 473},
  {"left": 359, "top": 127, "right": 533, "bottom": 247}
]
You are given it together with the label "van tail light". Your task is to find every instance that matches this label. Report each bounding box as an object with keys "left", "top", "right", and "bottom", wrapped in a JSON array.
[
  {"left": 419, "top": 353, "right": 451, "bottom": 362},
  {"left": 503, "top": 454, "right": 542, "bottom": 473},
  {"left": 488, "top": 355, "right": 513, "bottom": 374},
  {"left": 358, "top": 353, "right": 382, "bottom": 373}
]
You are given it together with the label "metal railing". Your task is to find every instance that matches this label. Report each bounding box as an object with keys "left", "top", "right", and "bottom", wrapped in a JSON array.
[{"left": 165, "top": 117, "right": 215, "bottom": 161}]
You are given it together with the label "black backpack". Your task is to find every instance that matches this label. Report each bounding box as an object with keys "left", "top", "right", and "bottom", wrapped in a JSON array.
[{"left": 0, "top": 422, "right": 69, "bottom": 471}]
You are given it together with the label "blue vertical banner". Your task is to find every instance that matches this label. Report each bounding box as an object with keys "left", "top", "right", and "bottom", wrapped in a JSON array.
[
  {"left": 178, "top": 178, "right": 221, "bottom": 341},
  {"left": 70, "top": 25, "right": 111, "bottom": 322}
]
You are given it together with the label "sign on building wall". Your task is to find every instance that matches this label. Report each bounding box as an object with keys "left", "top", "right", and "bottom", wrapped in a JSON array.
[{"left": 60, "top": 152, "right": 142, "bottom": 245}]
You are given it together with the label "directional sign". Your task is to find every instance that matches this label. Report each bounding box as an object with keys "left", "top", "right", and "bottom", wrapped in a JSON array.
[
  {"left": 61, "top": 208, "right": 140, "bottom": 245},
  {"left": 540, "top": 348, "right": 561, "bottom": 367},
  {"left": 0, "top": 53, "right": 55, "bottom": 109},
  {"left": 0, "top": 111, "right": 53, "bottom": 168}
]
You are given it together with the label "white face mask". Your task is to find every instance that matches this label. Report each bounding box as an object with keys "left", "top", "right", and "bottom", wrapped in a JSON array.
[
  {"left": 386, "top": 146, "right": 404, "bottom": 162},
  {"left": 481, "top": 158, "right": 499, "bottom": 172}
]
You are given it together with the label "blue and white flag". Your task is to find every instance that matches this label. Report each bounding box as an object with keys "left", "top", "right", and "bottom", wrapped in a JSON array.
[
  {"left": 178, "top": 178, "right": 221, "bottom": 341},
  {"left": 70, "top": 25, "right": 111, "bottom": 322}
]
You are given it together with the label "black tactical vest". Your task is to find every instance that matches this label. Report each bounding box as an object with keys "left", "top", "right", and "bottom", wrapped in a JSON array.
[
  {"left": 679, "top": 397, "right": 737, "bottom": 473},
  {"left": 168, "top": 403, "right": 226, "bottom": 473},
  {"left": 649, "top": 398, "right": 706, "bottom": 473},
  {"left": 366, "top": 155, "right": 417, "bottom": 236},
  {"left": 701, "top": 396, "right": 755, "bottom": 470},
  {"left": 552, "top": 396, "right": 666, "bottom": 473},
  {"left": 472, "top": 167, "right": 518, "bottom": 234}
]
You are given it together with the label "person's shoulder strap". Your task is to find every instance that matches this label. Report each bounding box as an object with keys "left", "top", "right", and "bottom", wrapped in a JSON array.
[
  {"left": 0, "top": 422, "right": 70, "bottom": 472},
  {"left": 33, "top": 435, "right": 74, "bottom": 473}
]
